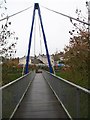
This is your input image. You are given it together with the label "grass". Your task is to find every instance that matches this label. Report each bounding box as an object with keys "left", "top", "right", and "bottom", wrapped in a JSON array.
[
  {"left": 2, "top": 64, "right": 23, "bottom": 86},
  {"left": 2, "top": 63, "right": 35, "bottom": 86},
  {"left": 2, "top": 73, "right": 22, "bottom": 85},
  {"left": 2, "top": 72, "right": 22, "bottom": 86},
  {"left": 55, "top": 69, "right": 89, "bottom": 89}
]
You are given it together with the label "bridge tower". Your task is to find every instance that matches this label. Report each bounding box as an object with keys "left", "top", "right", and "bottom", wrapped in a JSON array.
[{"left": 25, "top": 3, "right": 53, "bottom": 74}]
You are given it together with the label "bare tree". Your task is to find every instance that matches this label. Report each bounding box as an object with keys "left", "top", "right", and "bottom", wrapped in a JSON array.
[{"left": 0, "top": 0, "right": 18, "bottom": 58}]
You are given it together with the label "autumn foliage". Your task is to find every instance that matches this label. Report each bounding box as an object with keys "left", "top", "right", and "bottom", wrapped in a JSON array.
[{"left": 63, "top": 8, "right": 89, "bottom": 89}]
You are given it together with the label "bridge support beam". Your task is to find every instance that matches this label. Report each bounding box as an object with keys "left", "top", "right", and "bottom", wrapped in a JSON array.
[
  {"left": 25, "top": 4, "right": 35, "bottom": 74},
  {"left": 25, "top": 3, "right": 53, "bottom": 74}
]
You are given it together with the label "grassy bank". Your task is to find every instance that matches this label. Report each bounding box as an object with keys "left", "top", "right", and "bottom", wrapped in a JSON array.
[
  {"left": 55, "top": 69, "right": 88, "bottom": 89},
  {"left": 2, "top": 64, "right": 23, "bottom": 86},
  {"left": 2, "top": 73, "right": 22, "bottom": 85},
  {"left": 2, "top": 63, "right": 37, "bottom": 86}
]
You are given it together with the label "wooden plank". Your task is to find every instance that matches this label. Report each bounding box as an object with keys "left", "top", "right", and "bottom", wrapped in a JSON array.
[{"left": 13, "top": 73, "right": 69, "bottom": 118}]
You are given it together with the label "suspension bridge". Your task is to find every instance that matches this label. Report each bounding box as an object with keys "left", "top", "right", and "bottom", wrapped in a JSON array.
[{"left": 0, "top": 2, "right": 90, "bottom": 119}]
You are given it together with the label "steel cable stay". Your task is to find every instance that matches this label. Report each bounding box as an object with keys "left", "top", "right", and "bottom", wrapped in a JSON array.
[
  {"left": 34, "top": 14, "right": 36, "bottom": 57},
  {"left": 41, "top": 5, "right": 90, "bottom": 26},
  {"left": 0, "top": 4, "right": 89, "bottom": 26},
  {"left": 0, "top": 6, "right": 33, "bottom": 22},
  {"left": 38, "top": 13, "right": 42, "bottom": 55}
]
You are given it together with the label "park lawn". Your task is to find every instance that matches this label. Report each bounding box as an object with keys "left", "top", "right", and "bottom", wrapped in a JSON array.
[{"left": 55, "top": 70, "right": 88, "bottom": 89}]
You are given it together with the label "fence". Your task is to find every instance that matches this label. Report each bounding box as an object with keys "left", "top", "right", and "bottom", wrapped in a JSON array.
[
  {"left": 0, "top": 71, "right": 35, "bottom": 119},
  {"left": 42, "top": 70, "right": 90, "bottom": 119}
]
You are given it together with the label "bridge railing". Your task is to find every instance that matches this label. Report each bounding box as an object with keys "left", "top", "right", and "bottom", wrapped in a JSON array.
[
  {"left": 42, "top": 70, "right": 90, "bottom": 119},
  {"left": 0, "top": 71, "right": 35, "bottom": 119}
]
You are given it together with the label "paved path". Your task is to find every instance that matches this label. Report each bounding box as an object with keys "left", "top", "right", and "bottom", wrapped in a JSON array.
[{"left": 13, "top": 73, "right": 69, "bottom": 118}]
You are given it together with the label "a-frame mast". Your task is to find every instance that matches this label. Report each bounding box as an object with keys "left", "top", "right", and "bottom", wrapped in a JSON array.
[{"left": 25, "top": 3, "right": 53, "bottom": 74}]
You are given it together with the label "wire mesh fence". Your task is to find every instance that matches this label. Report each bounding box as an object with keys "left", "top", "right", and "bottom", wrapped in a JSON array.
[
  {"left": 0, "top": 71, "right": 35, "bottom": 119},
  {"left": 42, "top": 70, "right": 90, "bottom": 118}
]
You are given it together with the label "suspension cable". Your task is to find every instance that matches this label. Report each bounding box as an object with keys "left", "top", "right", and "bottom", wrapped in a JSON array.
[
  {"left": 34, "top": 14, "right": 36, "bottom": 57},
  {"left": 0, "top": 6, "right": 32, "bottom": 22},
  {"left": 41, "top": 6, "right": 90, "bottom": 26},
  {"left": 38, "top": 13, "right": 42, "bottom": 55}
]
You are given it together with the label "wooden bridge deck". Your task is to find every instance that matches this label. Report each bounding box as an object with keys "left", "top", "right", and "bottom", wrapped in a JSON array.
[{"left": 13, "top": 73, "right": 69, "bottom": 118}]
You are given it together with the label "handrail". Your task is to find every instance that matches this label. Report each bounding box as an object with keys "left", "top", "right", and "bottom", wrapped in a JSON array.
[
  {"left": 0, "top": 72, "right": 30, "bottom": 90},
  {"left": 1, "top": 71, "right": 36, "bottom": 119},
  {"left": 42, "top": 70, "right": 90, "bottom": 118},
  {"left": 47, "top": 71, "right": 90, "bottom": 94}
]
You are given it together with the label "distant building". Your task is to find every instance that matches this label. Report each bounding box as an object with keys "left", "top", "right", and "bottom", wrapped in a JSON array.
[
  {"left": 19, "top": 56, "right": 31, "bottom": 65},
  {"left": 37, "top": 54, "right": 54, "bottom": 66},
  {"left": 19, "top": 55, "right": 54, "bottom": 67}
]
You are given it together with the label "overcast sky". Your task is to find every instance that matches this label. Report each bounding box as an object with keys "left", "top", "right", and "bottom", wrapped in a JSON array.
[{"left": 0, "top": 0, "right": 88, "bottom": 58}]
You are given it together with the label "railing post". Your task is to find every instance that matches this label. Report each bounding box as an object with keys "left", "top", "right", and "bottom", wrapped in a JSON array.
[{"left": 76, "top": 88, "right": 80, "bottom": 118}]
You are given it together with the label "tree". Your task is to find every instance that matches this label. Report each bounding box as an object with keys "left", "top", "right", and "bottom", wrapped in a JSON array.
[
  {"left": 0, "top": 0, "right": 18, "bottom": 58},
  {"left": 63, "top": 5, "right": 89, "bottom": 88}
]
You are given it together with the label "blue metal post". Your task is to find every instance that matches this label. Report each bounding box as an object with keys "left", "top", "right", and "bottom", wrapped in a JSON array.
[
  {"left": 37, "top": 3, "right": 53, "bottom": 73},
  {"left": 25, "top": 4, "right": 36, "bottom": 74}
]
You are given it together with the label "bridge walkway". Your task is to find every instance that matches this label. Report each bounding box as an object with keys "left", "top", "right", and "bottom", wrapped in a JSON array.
[{"left": 13, "top": 73, "right": 69, "bottom": 118}]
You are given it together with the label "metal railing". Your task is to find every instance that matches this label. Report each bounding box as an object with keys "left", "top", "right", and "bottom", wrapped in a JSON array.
[
  {"left": 42, "top": 70, "right": 90, "bottom": 119},
  {"left": 0, "top": 71, "right": 35, "bottom": 119}
]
